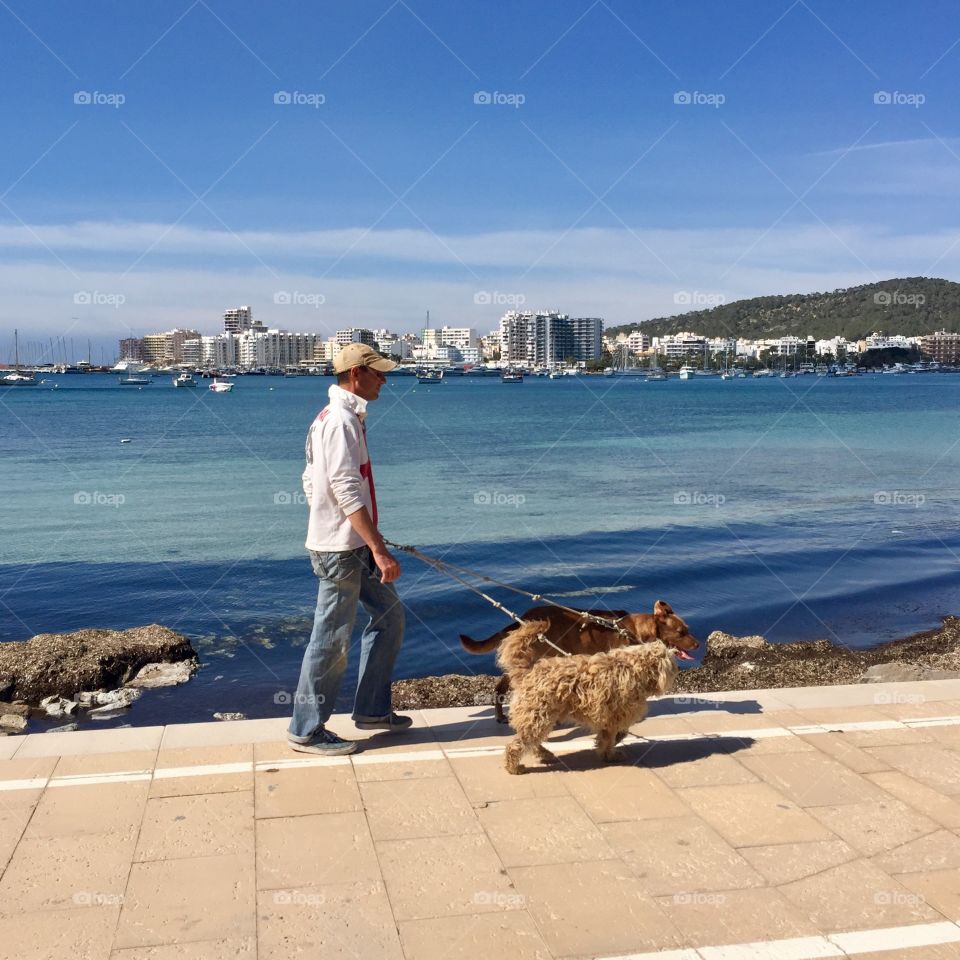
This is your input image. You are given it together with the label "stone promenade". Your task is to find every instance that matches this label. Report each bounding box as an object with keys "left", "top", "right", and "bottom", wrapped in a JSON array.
[{"left": 2, "top": 679, "right": 960, "bottom": 960}]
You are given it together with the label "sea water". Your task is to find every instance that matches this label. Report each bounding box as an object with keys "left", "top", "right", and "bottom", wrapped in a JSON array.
[{"left": 2, "top": 372, "right": 959, "bottom": 726}]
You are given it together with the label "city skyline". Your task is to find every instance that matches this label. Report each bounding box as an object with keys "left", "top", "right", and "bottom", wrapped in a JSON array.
[{"left": 2, "top": 1, "right": 959, "bottom": 358}]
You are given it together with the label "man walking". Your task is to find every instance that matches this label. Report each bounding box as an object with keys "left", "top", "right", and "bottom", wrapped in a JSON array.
[{"left": 287, "top": 343, "right": 410, "bottom": 756}]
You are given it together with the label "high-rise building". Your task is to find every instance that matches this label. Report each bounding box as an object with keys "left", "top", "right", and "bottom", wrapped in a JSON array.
[
  {"left": 499, "top": 311, "right": 604, "bottom": 365},
  {"left": 920, "top": 330, "right": 960, "bottom": 363},
  {"left": 118, "top": 337, "right": 144, "bottom": 360},
  {"left": 223, "top": 306, "right": 253, "bottom": 334}
]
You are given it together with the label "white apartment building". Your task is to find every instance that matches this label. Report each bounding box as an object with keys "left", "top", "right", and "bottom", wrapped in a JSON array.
[
  {"left": 864, "top": 332, "right": 916, "bottom": 350},
  {"left": 625, "top": 331, "right": 651, "bottom": 353},
  {"left": 499, "top": 311, "right": 603, "bottom": 365},
  {"left": 815, "top": 336, "right": 855, "bottom": 357},
  {"left": 707, "top": 336, "right": 737, "bottom": 355},
  {"left": 335, "top": 328, "right": 376, "bottom": 346},
  {"left": 422, "top": 326, "right": 478, "bottom": 352},
  {"left": 238, "top": 329, "right": 323, "bottom": 368},
  {"left": 657, "top": 332, "right": 707, "bottom": 359},
  {"left": 765, "top": 336, "right": 809, "bottom": 356}
]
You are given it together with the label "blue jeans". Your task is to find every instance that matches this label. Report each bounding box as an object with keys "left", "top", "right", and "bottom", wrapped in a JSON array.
[{"left": 287, "top": 546, "right": 405, "bottom": 742}]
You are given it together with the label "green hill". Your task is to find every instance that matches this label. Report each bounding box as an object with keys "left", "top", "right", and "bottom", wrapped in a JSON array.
[{"left": 607, "top": 278, "right": 960, "bottom": 341}]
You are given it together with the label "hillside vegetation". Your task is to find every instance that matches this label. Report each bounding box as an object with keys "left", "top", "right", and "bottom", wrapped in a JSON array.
[{"left": 607, "top": 278, "right": 960, "bottom": 341}]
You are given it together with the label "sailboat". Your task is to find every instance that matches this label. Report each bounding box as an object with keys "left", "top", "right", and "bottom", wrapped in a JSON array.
[{"left": 3, "top": 330, "right": 37, "bottom": 386}]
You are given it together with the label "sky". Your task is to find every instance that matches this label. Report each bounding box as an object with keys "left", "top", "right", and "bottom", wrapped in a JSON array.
[{"left": 1, "top": 0, "right": 959, "bottom": 361}]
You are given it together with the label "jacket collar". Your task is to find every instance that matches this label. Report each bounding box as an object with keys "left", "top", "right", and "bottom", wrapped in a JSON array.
[{"left": 328, "top": 383, "right": 368, "bottom": 422}]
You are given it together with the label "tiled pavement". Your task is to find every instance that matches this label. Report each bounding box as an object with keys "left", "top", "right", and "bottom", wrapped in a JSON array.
[{"left": 1, "top": 680, "right": 960, "bottom": 959}]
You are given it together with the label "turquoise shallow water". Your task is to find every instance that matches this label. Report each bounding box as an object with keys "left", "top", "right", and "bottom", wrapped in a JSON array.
[{"left": 2, "top": 372, "right": 959, "bottom": 727}]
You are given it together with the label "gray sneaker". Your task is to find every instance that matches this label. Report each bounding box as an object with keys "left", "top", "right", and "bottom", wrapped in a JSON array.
[
  {"left": 354, "top": 712, "right": 413, "bottom": 731},
  {"left": 287, "top": 729, "right": 357, "bottom": 756}
]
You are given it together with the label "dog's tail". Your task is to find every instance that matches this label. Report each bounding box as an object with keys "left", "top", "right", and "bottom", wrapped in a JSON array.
[
  {"left": 496, "top": 620, "right": 552, "bottom": 675},
  {"left": 459, "top": 622, "right": 519, "bottom": 654}
]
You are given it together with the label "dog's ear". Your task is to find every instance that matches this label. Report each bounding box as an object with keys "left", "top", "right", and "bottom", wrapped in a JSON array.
[{"left": 653, "top": 600, "right": 674, "bottom": 618}]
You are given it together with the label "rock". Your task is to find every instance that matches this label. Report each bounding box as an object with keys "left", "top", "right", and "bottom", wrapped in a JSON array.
[
  {"left": 88, "top": 705, "right": 130, "bottom": 720},
  {"left": 75, "top": 691, "right": 98, "bottom": 707},
  {"left": 860, "top": 662, "right": 925, "bottom": 683},
  {"left": 93, "top": 688, "right": 140, "bottom": 707},
  {"left": 213, "top": 712, "right": 246, "bottom": 722},
  {"left": 40, "top": 695, "right": 78, "bottom": 717},
  {"left": 126, "top": 661, "right": 196, "bottom": 688},
  {"left": 0, "top": 678, "right": 12, "bottom": 701},
  {"left": 0, "top": 701, "right": 30, "bottom": 717},
  {"left": 0, "top": 625, "right": 197, "bottom": 704},
  {"left": 0, "top": 714, "right": 27, "bottom": 731},
  {"left": 47, "top": 722, "right": 78, "bottom": 733},
  {"left": 706, "top": 631, "right": 768, "bottom": 654}
]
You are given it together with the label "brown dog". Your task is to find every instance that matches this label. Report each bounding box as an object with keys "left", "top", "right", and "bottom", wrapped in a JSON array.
[
  {"left": 460, "top": 601, "right": 698, "bottom": 722},
  {"left": 504, "top": 640, "right": 680, "bottom": 774}
]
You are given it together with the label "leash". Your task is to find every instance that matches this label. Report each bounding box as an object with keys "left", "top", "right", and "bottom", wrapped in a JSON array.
[{"left": 385, "top": 540, "right": 639, "bottom": 653}]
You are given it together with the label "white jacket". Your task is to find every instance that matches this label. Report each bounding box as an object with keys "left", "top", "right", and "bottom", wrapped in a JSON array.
[{"left": 303, "top": 385, "right": 377, "bottom": 552}]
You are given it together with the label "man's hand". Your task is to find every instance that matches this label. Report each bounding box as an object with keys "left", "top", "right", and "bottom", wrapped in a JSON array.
[{"left": 372, "top": 547, "right": 401, "bottom": 583}]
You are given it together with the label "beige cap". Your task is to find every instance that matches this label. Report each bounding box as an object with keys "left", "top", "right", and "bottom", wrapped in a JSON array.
[{"left": 333, "top": 343, "right": 398, "bottom": 374}]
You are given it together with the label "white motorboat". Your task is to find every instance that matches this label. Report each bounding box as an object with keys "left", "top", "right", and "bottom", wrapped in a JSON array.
[
  {"left": 678, "top": 364, "right": 696, "bottom": 380},
  {"left": 500, "top": 368, "right": 524, "bottom": 382},
  {"left": 173, "top": 372, "right": 197, "bottom": 388},
  {"left": 208, "top": 378, "right": 234, "bottom": 393}
]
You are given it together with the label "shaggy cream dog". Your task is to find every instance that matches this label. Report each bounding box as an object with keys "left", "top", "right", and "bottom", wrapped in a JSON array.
[{"left": 504, "top": 629, "right": 679, "bottom": 775}]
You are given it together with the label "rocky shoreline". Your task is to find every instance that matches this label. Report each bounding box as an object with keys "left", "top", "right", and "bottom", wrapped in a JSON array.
[
  {"left": 392, "top": 616, "right": 960, "bottom": 710},
  {"left": 0, "top": 625, "right": 197, "bottom": 731},
  {"left": 2, "top": 617, "right": 958, "bottom": 731}
]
